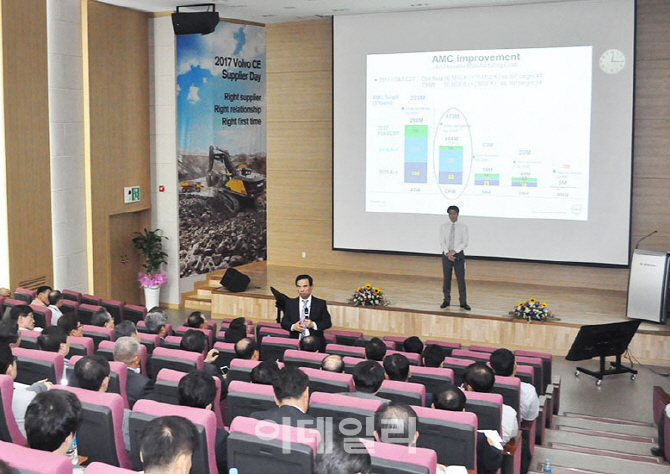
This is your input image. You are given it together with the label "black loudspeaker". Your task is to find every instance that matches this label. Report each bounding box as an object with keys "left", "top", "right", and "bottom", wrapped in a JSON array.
[
  {"left": 220, "top": 268, "right": 250, "bottom": 293},
  {"left": 172, "top": 9, "right": 219, "bottom": 36}
]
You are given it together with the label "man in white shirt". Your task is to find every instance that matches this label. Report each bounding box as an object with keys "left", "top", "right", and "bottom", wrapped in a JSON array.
[
  {"left": 439, "top": 205, "right": 470, "bottom": 310},
  {"left": 47, "top": 290, "right": 64, "bottom": 326},
  {"left": 489, "top": 348, "right": 539, "bottom": 421}
]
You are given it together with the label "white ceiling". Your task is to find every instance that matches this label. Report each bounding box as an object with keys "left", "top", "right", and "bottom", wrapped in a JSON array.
[{"left": 95, "top": 0, "right": 579, "bottom": 23}]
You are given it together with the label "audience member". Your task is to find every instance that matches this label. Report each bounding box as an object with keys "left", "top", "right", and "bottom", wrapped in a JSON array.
[
  {"left": 321, "top": 354, "right": 344, "bottom": 373},
  {"left": 9, "top": 305, "right": 36, "bottom": 331},
  {"left": 0, "top": 342, "right": 51, "bottom": 436},
  {"left": 383, "top": 353, "right": 411, "bottom": 382},
  {"left": 463, "top": 362, "right": 518, "bottom": 443},
  {"left": 234, "top": 337, "right": 259, "bottom": 361},
  {"left": 31, "top": 286, "right": 51, "bottom": 307},
  {"left": 57, "top": 312, "right": 83, "bottom": 337},
  {"left": 25, "top": 390, "right": 81, "bottom": 456},
  {"left": 180, "top": 329, "right": 221, "bottom": 380},
  {"left": 364, "top": 337, "right": 386, "bottom": 361},
  {"left": 223, "top": 317, "right": 247, "bottom": 343},
  {"left": 0, "top": 319, "right": 20, "bottom": 348},
  {"left": 139, "top": 416, "right": 198, "bottom": 474},
  {"left": 250, "top": 360, "right": 280, "bottom": 384},
  {"left": 114, "top": 320, "right": 141, "bottom": 343},
  {"left": 47, "top": 290, "right": 64, "bottom": 325},
  {"left": 433, "top": 384, "right": 503, "bottom": 474},
  {"left": 299, "top": 335, "right": 320, "bottom": 352},
  {"left": 0, "top": 287, "right": 11, "bottom": 298},
  {"left": 422, "top": 344, "right": 445, "bottom": 368},
  {"left": 250, "top": 365, "right": 317, "bottom": 429},
  {"left": 114, "top": 336, "right": 151, "bottom": 408},
  {"left": 145, "top": 311, "right": 168, "bottom": 340},
  {"left": 91, "top": 308, "right": 115, "bottom": 329},
  {"left": 403, "top": 336, "right": 424, "bottom": 355},
  {"left": 489, "top": 348, "right": 539, "bottom": 421},
  {"left": 314, "top": 433, "right": 371, "bottom": 474},
  {"left": 177, "top": 371, "right": 228, "bottom": 473},
  {"left": 37, "top": 326, "right": 70, "bottom": 362},
  {"left": 346, "top": 360, "right": 389, "bottom": 402},
  {"left": 185, "top": 311, "right": 208, "bottom": 329},
  {"left": 74, "top": 354, "right": 110, "bottom": 392}
]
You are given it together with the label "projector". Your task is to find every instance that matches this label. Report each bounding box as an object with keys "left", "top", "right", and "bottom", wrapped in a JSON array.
[{"left": 172, "top": 4, "right": 219, "bottom": 35}]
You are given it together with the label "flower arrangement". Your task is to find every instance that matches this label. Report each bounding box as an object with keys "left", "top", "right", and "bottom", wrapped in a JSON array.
[
  {"left": 138, "top": 272, "right": 167, "bottom": 289},
  {"left": 510, "top": 297, "right": 556, "bottom": 322},
  {"left": 132, "top": 228, "right": 169, "bottom": 288},
  {"left": 351, "top": 283, "right": 389, "bottom": 306}
]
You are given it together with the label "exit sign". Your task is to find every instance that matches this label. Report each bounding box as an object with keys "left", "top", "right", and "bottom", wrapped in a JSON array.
[{"left": 124, "top": 186, "right": 141, "bottom": 203}]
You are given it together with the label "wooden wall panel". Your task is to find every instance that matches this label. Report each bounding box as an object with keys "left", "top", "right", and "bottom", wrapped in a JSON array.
[
  {"left": 1, "top": 0, "right": 52, "bottom": 289},
  {"left": 265, "top": 1, "right": 670, "bottom": 294},
  {"left": 83, "top": 1, "right": 150, "bottom": 298}
]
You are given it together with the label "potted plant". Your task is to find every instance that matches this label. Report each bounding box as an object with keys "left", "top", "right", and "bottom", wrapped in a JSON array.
[{"left": 132, "top": 228, "right": 168, "bottom": 309}]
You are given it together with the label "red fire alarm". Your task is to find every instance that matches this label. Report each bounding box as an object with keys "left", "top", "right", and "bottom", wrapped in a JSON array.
[{"left": 158, "top": 185, "right": 165, "bottom": 192}]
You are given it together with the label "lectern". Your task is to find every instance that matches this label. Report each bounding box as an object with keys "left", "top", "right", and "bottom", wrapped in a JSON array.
[{"left": 626, "top": 249, "right": 670, "bottom": 323}]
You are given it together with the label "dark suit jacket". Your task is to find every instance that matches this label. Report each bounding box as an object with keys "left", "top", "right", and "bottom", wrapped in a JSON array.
[
  {"left": 477, "top": 432, "right": 503, "bottom": 474},
  {"left": 215, "top": 428, "right": 229, "bottom": 473},
  {"left": 249, "top": 404, "right": 318, "bottom": 430},
  {"left": 281, "top": 296, "right": 332, "bottom": 348},
  {"left": 126, "top": 369, "right": 151, "bottom": 409}
]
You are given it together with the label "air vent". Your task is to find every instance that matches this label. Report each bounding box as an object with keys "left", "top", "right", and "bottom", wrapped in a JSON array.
[{"left": 18, "top": 275, "right": 48, "bottom": 290}]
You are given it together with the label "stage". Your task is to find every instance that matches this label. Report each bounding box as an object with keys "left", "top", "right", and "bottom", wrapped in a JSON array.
[{"left": 201, "top": 262, "right": 670, "bottom": 365}]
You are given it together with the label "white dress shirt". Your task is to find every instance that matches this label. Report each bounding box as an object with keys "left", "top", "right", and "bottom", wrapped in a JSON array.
[
  {"left": 501, "top": 404, "right": 519, "bottom": 443},
  {"left": 519, "top": 382, "right": 540, "bottom": 421},
  {"left": 440, "top": 220, "right": 469, "bottom": 254},
  {"left": 293, "top": 295, "right": 318, "bottom": 335},
  {"left": 48, "top": 305, "right": 63, "bottom": 325}
]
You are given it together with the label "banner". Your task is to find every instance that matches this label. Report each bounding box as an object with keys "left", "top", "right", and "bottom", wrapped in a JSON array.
[{"left": 176, "top": 22, "right": 266, "bottom": 278}]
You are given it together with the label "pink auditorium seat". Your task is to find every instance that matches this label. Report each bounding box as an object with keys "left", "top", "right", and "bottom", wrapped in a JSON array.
[
  {"left": 0, "top": 374, "right": 26, "bottom": 445},
  {"left": 149, "top": 347, "right": 203, "bottom": 378},
  {"left": 216, "top": 328, "right": 255, "bottom": 343},
  {"left": 282, "top": 349, "right": 327, "bottom": 369},
  {"left": 13, "top": 287, "right": 35, "bottom": 304},
  {"left": 300, "top": 367, "right": 354, "bottom": 394},
  {"left": 154, "top": 368, "right": 224, "bottom": 429},
  {"left": 29, "top": 304, "right": 53, "bottom": 329},
  {"left": 515, "top": 355, "right": 544, "bottom": 395},
  {"left": 60, "top": 299, "right": 80, "bottom": 318},
  {"left": 130, "top": 399, "right": 217, "bottom": 474},
  {"left": 226, "top": 380, "right": 276, "bottom": 423},
  {"left": 382, "top": 339, "right": 395, "bottom": 349},
  {"left": 308, "top": 391, "right": 383, "bottom": 437},
  {"left": 162, "top": 335, "right": 183, "bottom": 350},
  {"left": 382, "top": 335, "right": 407, "bottom": 350},
  {"left": 137, "top": 332, "right": 161, "bottom": 354},
  {"left": 515, "top": 349, "right": 552, "bottom": 392},
  {"left": 12, "top": 347, "right": 64, "bottom": 384},
  {"left": 257, "top": 326, "right": 290, "bottom": 341},
  {"left": 97, "top": 340, "right": 148, "bottom": 376},
  {"left": 228, "top": 416, "right": 320, "bottom": 474},
  {"left": 174, "top": 325, "right": 214, "bottom": 348},
  {"left": 56, "top": 386, "right": 132, "bottom": 469},
  {"left": 378, "top": 379, "right": 426, "bottom": 406},
  {"left": 515, "top": 364, "right": 535, "bottom": 388},
  {"left": 326, "top": 343, "right": 366, "bottom": 359},
  {"left": 360, "top": 437, "right": 438, "bottom": 474},
  {"left": 68, "top": 356, "right": 130, "bottom": 409},
  {"left": 67, "top": 336, "right": 95, "bottom": 357},
  {"left": 78, "top": 304, "right": 103, "bottom": 326},
  {"left": 409, "top": 365, "right": 455, "bottom": 395},
  {"left": 84, "top": 462, "right": 137, "bottom": 473},
  {"left": 0, "top": 298, "right": 26, "bottom": 318},
  {"left": 451, "top": 348, "right": 491, "bottom": 364},
  {"left": 82, "top": 324, "right": 115, "bottom": 351},
  {"left": 343, "top": 356, "right": 382, "bottom": 374},
  {"left": 122, "top": 304, "right": 146, "bottom": 324},
  {"left": 81, "top": 294, "right": 102, "bottom": 306},
  {"left": 464, "top": 391, "right": 503, "bottom": 432},
  {"left": 18, "top": 329, "right": 41, "bottom": 350},
  {"left": 385, "top": 349, "right": 421, "bottom": 366},
  {"left": 442, "top": 356, "right": 472, "bottom": 386},
  {"left": 412, "top": 405, "right": 477, "bottom": 471},
  {"left": 425, "top": 339, "right": 461, "bottom": 354},
  {"left": 329, "top": 329, "right": 363, "bottom": 346},
  {"left": 493, "top": 375, "right": 522, "bottom": 423},
  {"left": 469, "top": 344, "right": 498, "bottom": 353},
  {"left": 62, "top": 289, "right": 82, "bottom": 303},
  {"left": 0, "top": 295, "right": 4, "bottom": 314},
  {"left": 324, "top": 332, "right": 336, "bottom": 344},
  {"left": 213, "top": 341, "right": 237, "bottom": 368},
  {"left": 254, "top": 320, "right": 281, "bottom": 339},
  {"left": 0, "top": 440, "right": 72, "bottom": 474},
  {"left": 260, "top": 336, "right": 299, "bottom": 362},
  {"left": 227, "top": 358, "right": 261, "bottom": 383},
  {"left": 101, "top": 299, "right": 125, "bottom": 325}
]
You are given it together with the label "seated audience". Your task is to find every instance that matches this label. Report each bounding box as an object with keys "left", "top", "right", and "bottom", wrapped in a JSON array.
[
  {"left": 30, "top": 286, "right": 51, "bottom": 308},
  {"left": 25, "top": 390, "right": 81, "bottom": 456},
  {"left": 433, "top": 384, "right": 503, "bottom": 474},
  {"left": 91, "top": 308, "right": 115, "bottom": 330},
  {"left": 57, "top": 312, "right": 83, "bottom": 338},
  {"left": 0, "top": 319, "right": 20, "bottom": 348},
  {"left": 74, "top": 354, "right": 110, "bottom": 392},
  {"left": 177, "top": 371, "right": 228, "bottom": 473},
  {"left": 47, "top": 290, "right": 64, "bottom": 325},
  {"left": 364, "top": 337, "right": 386, "bottom": 361},
  {"left": 421, "top": 344, "right": 445, "bottom": 368},
  {"left": 346, "top": 360, "right": 390, "bottom": 402},
  {"left": 234, "top": 337, "right": 259, "bottom": 361},
  {"left": 114, "top": 320, "right": 141, "bottom": 343},
  {"left": 185, "top": 311, "right": 208, "bottom": 329},
  {"left": 145, "top": 311, "right": 168, "bottom": 341},
  {"left": 37, "top": 326, "right": 70, "bottom": 363},
  {"left": 321, "top": 354, "right": 344, "bottom": 373},
  {"left": 403, "top": 336, "right": 424, "bottom": 355},
  {"left": 373, "top": 403, "right": 465, "bottom": 474},
  {"left": 9, "top": 305, "right": 36, "bottom": 332},
  {"left": 250, "top": 360, "right": 280, "bottom": 384},
  {"left": 314, "top": 433, "right": 371, "bottom": 474},
  {"left": 0, "top": 342, "right": 51, "bottom": 436},
  {"left": 299, "top": 335, "right": 320, "bottom": 352},
  {"left": 139, "top": 416, "right": 198, "bottom": 474},
  {"left": 180, "top": 329, "right": 221, "bottom": 380},
  {"left": 250, "top": 365, "right": 317, "bottom": 429},
  {"left": 114, "top": 336, "right": 151, "bottom": 407},
  {"left": 383, "top": 353, "right": 411, "bottom": 382},
  {"left": 489, "top": 348, "right": 539, "bottom": 421},
  {"left": 463, "top": 362, "right": 518, "bottom": 443},
  {"left": 223, "top": 317, "right": 247, "bottom": 343}
]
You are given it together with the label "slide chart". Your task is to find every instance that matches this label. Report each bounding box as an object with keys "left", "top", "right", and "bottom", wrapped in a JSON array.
[{"left": 366, "top": 46, "right": 592, "bottom": 220}]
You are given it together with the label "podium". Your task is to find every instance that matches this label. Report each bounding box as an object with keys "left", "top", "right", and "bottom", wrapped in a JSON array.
[{"left": 626, "top": 249, "right": 670, "bottom": 324}]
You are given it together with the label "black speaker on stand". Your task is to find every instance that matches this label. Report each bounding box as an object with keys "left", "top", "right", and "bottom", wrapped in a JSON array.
[{"left": 220, "top": 268, "right": 250, "bottom": 293}]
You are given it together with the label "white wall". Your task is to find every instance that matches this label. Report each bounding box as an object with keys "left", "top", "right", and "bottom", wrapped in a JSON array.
[
  {"left": 149, "top": 16, "right": 180, "bottom": 305},
  {"left": 47, "top": 0, "right": 87, "bottom": 293}
]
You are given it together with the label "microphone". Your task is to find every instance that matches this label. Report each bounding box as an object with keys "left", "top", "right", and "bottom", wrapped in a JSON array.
[
  {"left": 635, "top": 230, "right": 657, "bottom": 249},
  {"left": 304, "top": 306, "right": 309, "bottom": 317}
]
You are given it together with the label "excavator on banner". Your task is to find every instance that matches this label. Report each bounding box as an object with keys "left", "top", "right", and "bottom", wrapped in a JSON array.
[{"left": 206, "top": 145, "right": 265, "bottom": 213}]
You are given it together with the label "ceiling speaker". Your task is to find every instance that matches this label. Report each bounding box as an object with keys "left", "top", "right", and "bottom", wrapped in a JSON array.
[{"left": 172, "top": 4, "right": 219, "bottom": 35}]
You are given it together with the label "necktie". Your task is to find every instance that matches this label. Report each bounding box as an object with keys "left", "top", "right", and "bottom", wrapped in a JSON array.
[
  {"left": 448, "top": 223, "right": 455, "bottom": 251},
  {"left": 300, "top": 299, "right": 308, "bottom": 339}
]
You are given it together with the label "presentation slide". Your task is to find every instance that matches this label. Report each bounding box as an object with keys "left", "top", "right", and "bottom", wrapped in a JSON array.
[{"left": 366, "top": 47, "right": 592, "bottom": 221}]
